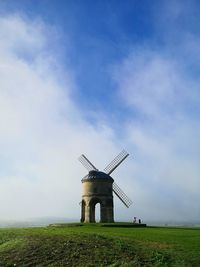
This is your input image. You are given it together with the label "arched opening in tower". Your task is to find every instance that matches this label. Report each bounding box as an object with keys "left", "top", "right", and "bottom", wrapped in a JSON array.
[
  {"left": 95, "top": 203, "right": 101, "bottom": 223},
  {"left": 89, "top": 198, "right": 102, "bottom": 223}
]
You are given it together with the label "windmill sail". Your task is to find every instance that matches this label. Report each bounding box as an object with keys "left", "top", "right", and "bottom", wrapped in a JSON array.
[
  {"left": 78, "top": 154, "right": 98, "bottom": 171},
  {"left": 113, "top": 182, "right": 133, "bottom": 208},
  {"left": 104, "top": 150, "right": 129, "bottom": 175}
]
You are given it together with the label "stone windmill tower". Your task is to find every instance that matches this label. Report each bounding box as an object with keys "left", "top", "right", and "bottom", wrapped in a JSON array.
[{"left": 78, "top": 150, "right": 133, "bottom": 223}]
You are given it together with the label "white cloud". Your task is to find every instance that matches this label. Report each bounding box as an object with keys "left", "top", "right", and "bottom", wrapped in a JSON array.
[
  {"left": 113, "top": 43, "right": 200, "bottom": 222},
  {"left": 111, "top": 2, "right": 200, "bottom": 223},
  {"left": 0, "top": 15, "right": 122, "bottom": 221},
  {"left": 114, "top": 48, "right": 198, "bottom": 120}
]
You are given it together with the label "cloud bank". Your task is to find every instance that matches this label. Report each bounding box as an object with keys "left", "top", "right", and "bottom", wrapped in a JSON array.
[
  {"left": 0, "top": 15, "right": 120, "bottom": 221},
  {"left": 112, "top": 5, "right": 200, "bottom": 222}
]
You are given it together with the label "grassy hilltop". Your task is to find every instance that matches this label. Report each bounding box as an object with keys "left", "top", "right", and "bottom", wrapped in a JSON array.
[{"left": 0, "top": 223, "right": 200, "bottom": 267}]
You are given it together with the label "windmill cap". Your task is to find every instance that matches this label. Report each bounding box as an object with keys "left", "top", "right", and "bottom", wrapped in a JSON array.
[{"left": 82, "top": 170, "right": 114, "bottom": 182}]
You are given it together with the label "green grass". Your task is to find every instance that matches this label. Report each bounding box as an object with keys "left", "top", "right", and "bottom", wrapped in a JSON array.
[{"left": 0, "top": 223, "right": 200, "bottom": 266}]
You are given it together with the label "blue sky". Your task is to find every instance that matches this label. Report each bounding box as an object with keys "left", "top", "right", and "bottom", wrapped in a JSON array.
[
  {"left": 1, "top": 0, "right": 157, "bottom": 116},
  {"left": 0, "top": 0, "right": 199, "bottom": 223}
]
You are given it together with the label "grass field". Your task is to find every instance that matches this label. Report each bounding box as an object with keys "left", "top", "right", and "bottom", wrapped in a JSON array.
[{"left": 0, "top": 223, "right": 200, "bottom": 266}]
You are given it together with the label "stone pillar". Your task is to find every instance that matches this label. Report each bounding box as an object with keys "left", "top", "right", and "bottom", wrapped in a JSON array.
[
  {"left": 101, "top": 199, "right": 114, "bottom": 223},
  {"left": 84, "top": 203, "right": 91, "bottom": 223}
]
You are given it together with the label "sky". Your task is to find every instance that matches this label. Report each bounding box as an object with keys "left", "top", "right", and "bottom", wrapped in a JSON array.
[{"left": 0, "top": 0, "right": 199, "bottom": 223}]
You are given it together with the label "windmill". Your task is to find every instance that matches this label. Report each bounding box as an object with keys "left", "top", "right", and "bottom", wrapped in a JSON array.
[{"left": 78, "top": 150, "right": 133, "bottom": 223}]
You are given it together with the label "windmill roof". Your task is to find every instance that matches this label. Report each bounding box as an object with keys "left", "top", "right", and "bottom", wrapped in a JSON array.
[{"left": 82, "top": 170, "right": 114, "bottom": 181}]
